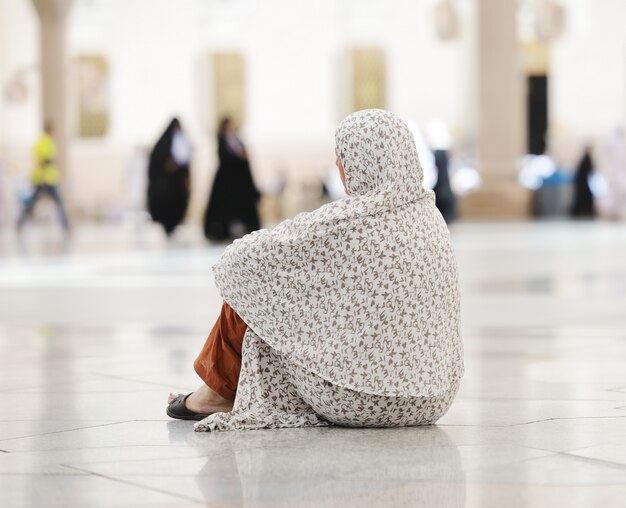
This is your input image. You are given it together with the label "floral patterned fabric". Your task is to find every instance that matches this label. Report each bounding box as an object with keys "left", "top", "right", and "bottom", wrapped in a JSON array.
[
  {"left": 195, "top": 331, "right": 459, "bottom": 432},
  {"left": 196, "top": 109, "right": 463, "bottom": 431}
]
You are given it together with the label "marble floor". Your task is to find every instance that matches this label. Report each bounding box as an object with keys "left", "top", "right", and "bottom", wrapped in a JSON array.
[{"left": 1, "top": 221, "right": 626, "bottom": 507}]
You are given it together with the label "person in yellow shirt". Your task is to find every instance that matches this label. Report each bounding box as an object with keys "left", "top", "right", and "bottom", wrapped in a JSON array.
[{"left": 17, "top": 121, "right": 69, "bottom": 229}]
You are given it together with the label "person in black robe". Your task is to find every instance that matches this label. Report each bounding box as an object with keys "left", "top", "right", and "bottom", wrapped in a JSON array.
[
  {"left": 433, "top": 149, "right": 456, "bottom": 223},
  {"left": 147, "top": 118, "right": 191, "bottom": 235},
  {"left": 204, "top": 118, "right": 261, "bottom": 241},
  {"left": 571, "top": 147, "right": 595, "bottom": 218}
]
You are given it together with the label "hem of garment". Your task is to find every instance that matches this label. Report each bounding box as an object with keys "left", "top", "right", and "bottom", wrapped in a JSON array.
[{"left": 194, "top": 411, "right": 330, "bottom": 432}]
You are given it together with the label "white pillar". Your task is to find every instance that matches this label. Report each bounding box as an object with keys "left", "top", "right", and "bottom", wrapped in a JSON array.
[
  {"left": 462, "top": 0, "right": 530, "bottom": 218},
  {"left": 31, "top": 0, "right": 73, "bottom": 179}
]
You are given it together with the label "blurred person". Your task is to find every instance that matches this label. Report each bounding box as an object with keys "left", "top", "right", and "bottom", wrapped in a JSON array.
[
  {"left": 427, "top": 120, "right": 456, "bottom": 223},
  {"left": 433, "top": 149, "right": 456, "bottom": 223},
  {"left": 606, "top": 126, "right": 626, "bottom": 219},
  {"left": 571, "top": 146, "right": 595, "bottom": 218},
  {"left": 147, "top": 118, "right": 191, "bottom": 236},
  {"left": 167, "top": 110, "right": 463, "bottom": 431},
  {"left": 203, "top": 117, "right": 260, "bottom": 241},
  {"left": 17, "top": 121, "right": 69, "bottom": 230}
]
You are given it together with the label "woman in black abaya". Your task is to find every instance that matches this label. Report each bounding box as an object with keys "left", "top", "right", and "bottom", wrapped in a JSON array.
[
  {"left": 571, "top": 147, "right": 595, "bottom": 219},
  {"left": 204, "top": 118, "right": 260, "bottom": 241},
  {"left": 433, "top": 149, "right": 457, "bottom": 224},
  {"left": 147, "top": 118, "right": 191, "bottom": 235}
]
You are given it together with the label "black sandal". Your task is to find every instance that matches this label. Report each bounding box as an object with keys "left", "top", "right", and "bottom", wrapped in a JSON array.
[{"left": 166, "top": 393, "right": 211, "bottom": 421}]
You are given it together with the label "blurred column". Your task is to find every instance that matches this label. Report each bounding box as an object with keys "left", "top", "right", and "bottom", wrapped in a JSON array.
[
  {"left": 31, "top": 0, "right": 73, "bottom": 178},
  {"left": 461, "top": 0, "right": 530, "bottom": 218}
]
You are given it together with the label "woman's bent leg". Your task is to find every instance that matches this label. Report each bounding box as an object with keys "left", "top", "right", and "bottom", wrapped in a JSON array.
[
  {"left": 195, "top": 330, "right": 328, "bottom": 432},
  {"left": 193, "top": 302, "right": 247, "bottom": 401}
]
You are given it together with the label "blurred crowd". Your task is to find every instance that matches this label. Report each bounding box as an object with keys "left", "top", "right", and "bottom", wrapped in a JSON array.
[{"left": 4, "top": 116, "right": 626, "bottom": 240}]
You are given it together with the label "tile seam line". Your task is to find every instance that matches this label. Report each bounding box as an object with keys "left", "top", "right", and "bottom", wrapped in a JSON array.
[
  {"left": 0, "top": 419, "right": 120, "bottom": 422},
  {"left": 459, "top": 444, "right": 564, "bottom": 455},
  {"left": 54, "top": 453, "right": 216, "bottom": 467},
  {"left": 4, "top": 445, "right": 199, "bottom": 454},
  {"left": 470, "top": 438, "right": 626, "bottom": 476},
  {"left": 61, "top": 464, "right": 206, "bottom": 504},
  {"left": 464, "top": 451, "right": 567, "bottom": 473},
  {"left": 0, "top": 472, "right": 88, "bottom": 476},
  {"left": 0, "top": 420, "right": 134, "bottom": 443},
  {"left": 555, "top": 451, "right": 626, "bottom": 471},
  {"left": 507, "top": 415, "right": 626, "bottom": 427},
  {"left": 440, "top": 415, "right": 626, "bottom": 428}
]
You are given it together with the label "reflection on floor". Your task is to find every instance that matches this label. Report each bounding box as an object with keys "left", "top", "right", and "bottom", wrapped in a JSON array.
[{"left": 1, "top": 221, "right": 626, "bottom": 507}]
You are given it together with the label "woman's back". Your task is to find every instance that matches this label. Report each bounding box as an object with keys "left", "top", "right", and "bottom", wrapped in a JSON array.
[
  {"left": 212, "top": 110, "right": 462, "bottom": 398},
  {"left": 193, "top": 109, "right": 463, "bottom": 432}
]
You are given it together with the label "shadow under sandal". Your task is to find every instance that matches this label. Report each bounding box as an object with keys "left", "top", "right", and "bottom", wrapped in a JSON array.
[{"left": 166, "top": 393, "right": 211, "bottom": 421}]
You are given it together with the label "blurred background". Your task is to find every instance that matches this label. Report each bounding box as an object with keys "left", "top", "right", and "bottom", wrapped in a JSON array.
[
  {"left": 4, "top": 4, "right": 626, "bottom": 506},
  {"left": 0, "top": 0, "right": 625, "bottom": 240}
]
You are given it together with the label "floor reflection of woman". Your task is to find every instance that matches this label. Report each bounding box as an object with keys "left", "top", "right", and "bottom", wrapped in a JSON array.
[
  {"left": 203, "top": 118, "right": 260, "bottom": 241},
  {"left": 193, "top": 427, "right": 465, "bottom": 506},
  {"left": 147, "top": 118, "right": 191, "bottom": 235},
  {"left": 168, "top": 110, "right": 463, "bottom": 432}
]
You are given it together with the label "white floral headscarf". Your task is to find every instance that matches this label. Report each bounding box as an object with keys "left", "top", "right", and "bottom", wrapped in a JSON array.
[
  {"left": 212, "top": 109, "right": 463, "bottom": 398},
  {"left": 335, "top": 109, "right": 425, "bottom": 199}
]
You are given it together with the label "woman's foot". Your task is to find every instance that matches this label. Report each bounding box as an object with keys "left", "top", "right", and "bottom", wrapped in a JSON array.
[{"left": 168, "top": 384, "right": 233, "bottom": 414}]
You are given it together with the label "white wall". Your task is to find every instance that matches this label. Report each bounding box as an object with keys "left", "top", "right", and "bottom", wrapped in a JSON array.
[
  {"left": 0, "top": 0, "right": 40, "bottom": 222},
  {"left": 550, "top": 0, "right": 626, "bottom": 166},
  {"left": 0, "top": 0, "right": 40, "bottom": 148}
]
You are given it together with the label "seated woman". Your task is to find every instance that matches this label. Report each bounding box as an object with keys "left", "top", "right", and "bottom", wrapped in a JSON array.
[{"left": 167, "top": 109, "right": 464, "bottom": 431}]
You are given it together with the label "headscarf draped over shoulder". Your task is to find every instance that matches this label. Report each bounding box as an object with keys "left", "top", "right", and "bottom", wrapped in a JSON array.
[{"left": 213, "top": 109, "right": 463, "bottom": 397}]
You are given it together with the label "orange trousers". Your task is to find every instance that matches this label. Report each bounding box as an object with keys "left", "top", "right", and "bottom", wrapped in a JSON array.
[{"left": 193, "top": 302, "right": 247, "bottom": 401}]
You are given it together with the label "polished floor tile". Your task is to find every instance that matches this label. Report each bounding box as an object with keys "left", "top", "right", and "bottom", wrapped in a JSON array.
[
  {"left": 0, "top": 474, "right": 196, "bottom": 507},
  {"left": 569, "top": 444, "right": 626, "bottom": 467},
  {"left": 1, "top": 221, "right": 626, "bottom": 507}
]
